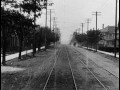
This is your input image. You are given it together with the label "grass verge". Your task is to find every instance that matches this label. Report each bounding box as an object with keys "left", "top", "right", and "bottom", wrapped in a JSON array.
[{"left": 1, "top": 47, "right": 56, "bottom": 90}]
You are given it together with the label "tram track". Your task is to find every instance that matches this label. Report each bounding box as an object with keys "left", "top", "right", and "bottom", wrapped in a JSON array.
[
  {"left": 42, "top": 48, "right": 61, "bottom": 90},
  {"left": 72, "top": 46, "right": 119, "bottom": 79},
  {"left": 65, "top": 47, "right": 78, "bottom": 90},
  {"left": 67, "top": 46, "right": 119, "bottom": 90},
  {"left": 42, "top": 46, "right": 77, "bottom": 90},
  {"left": 42, "top": 45, "right": 117, "bottom": 90}
]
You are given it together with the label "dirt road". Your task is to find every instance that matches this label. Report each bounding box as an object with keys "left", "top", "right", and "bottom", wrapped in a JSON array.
[{"left": 1, "top": 45, "right": 119, "bottom": 90}]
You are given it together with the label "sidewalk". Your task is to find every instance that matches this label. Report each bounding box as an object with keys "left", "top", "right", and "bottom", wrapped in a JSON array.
[
  {"left": 1, "top": 46, "right": 45, "bottom": 63},
  {"left": 82, "top": 47, "right": 119, "bottom": 58},
  {"left": 73, "top": 46, "right": 119, "bottom": 78},
  {"left": 1, "top": 66, "right": 25, "bottom": 73}
]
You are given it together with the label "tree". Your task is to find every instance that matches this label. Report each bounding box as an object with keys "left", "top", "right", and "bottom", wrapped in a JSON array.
[
  {"left": 87, "top": 30, "right": 103, "bottom": 51},
  {"left": 20, "top": 0, "right": 43, "bottom": 56},
  {"left": 1, "top": 6, "right": 34, "bottom": 64},
  {"left": 35, "top": 27, "right": 60, "bottom": 50},
  {"left": 73, "top": 32, "right": 87, "bottom": 46},
  {"left": 1, "top": 8, "right": 19, "bottom": 65}
]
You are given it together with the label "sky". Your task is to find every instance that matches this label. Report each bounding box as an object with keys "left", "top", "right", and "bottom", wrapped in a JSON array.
[{"left": 37, "top": 0, "right": 119, "bottom": 44}]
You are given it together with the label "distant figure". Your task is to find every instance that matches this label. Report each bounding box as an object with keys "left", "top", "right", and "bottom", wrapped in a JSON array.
[{"left": 74, "top": 43, "right": 76, "bottom": 46}]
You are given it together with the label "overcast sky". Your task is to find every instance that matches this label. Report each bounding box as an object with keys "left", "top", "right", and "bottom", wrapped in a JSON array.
[{"left": 37, "top": 0, "right": 119, "bottom": 44}]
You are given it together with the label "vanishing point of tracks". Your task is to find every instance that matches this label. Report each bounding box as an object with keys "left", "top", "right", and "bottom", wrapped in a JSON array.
[{"left": 42, "top": 46, "right": 109, "bottom": 90}]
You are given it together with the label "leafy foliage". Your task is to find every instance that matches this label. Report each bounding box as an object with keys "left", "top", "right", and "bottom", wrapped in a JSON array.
[
  {"left": 87, "top": 30, "right": 103, "bottom": 45},
  {"left": 20, "top": 0, "right": 42, "bottom": 16},
  {"left": 72, "top": 30, "right": 102, "bottom": 47},
  {"left": 35, "top": 27, "right": 60, "bottom": 45},
  {"left": 1, "top": 7, "right": 34, "bottom": 40},
  {"left": 75, "top": 33, "right": 87, "bottom": 43}
]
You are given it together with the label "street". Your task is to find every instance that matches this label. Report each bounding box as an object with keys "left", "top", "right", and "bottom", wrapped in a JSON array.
[
  {"left": 1, "top": 45, "right": 119, "bottom": 90},
  {"left": 1, "top": 0, "right": 119, "bottom": 90},
  {"left": 42, "top": 45, "right": 119, "bottom": 90}
]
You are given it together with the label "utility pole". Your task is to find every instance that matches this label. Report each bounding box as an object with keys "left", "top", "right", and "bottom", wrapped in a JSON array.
[
  {"left": 78, "top": 28, "right": 81, "bottom": 34},
  {"left": 53, "top": 17, "right": 57, "bottom": 46},
  {"left": 92, "top": 11, "right": 101, "bottom": 52},
  {"left": 50, "top": 9, "right": 52, "bottom": 31},
  {"left": 114, "top": 0, "right": 118, "bottom": 58},
  {"left": 102, "top": 24, "right": 104, "bottom": 29},
  {"left": 53, "top": 17, "right": 57, "bottom": 30},
  {"left": 81, "top": 23, "right": 85, "bottom": 34},
  {"left": 44, "top": 0, "right": 48, "bottom": 51},
  {"left": 87, "top": 19, "right": 91, "bottom": 49},
  {"left": 44, "top": 0, "right": 54, "bottom": 51},
  {"left": 47, "top": 9, "right": 55, "bottom": 31},
  {"left": 87, "top": 19, "right": 91, "bottom": 31}
]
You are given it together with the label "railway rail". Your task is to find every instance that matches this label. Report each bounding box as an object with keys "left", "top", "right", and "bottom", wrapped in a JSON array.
[
  {"left": 42, "top": 45, "right": 113, "bottom": 90},
  {"left": 42, "top": 46, "right": 77, "bottom": 90},
  {"left": 72, "top": 46, "right": 119, "bottom": 79},
  {"left": 42, "top": 48, "right": 60, "bottom": 90}
]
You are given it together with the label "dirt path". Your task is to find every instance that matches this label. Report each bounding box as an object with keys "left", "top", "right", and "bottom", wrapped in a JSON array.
[{"left": 1, "top": 66, "right": 25, "bottom": 73}]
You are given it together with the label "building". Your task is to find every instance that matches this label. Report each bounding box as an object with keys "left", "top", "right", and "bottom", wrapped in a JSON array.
[{"left": 99, "top": 26, "right": 119, "bottom": 48}]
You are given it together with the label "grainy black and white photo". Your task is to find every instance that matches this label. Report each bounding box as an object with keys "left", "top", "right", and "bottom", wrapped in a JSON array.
[{"left": 1, "top": 0, "right": 119, "bottom": 90}]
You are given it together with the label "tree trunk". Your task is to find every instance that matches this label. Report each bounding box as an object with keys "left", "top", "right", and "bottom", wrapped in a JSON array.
[
  {"left": 38, "top": 42, "right": 41, "bottom": 51},
  {"left": 26, "top": 46, "right": 27, "bottom": 56},
  {"left": 96, "top": 43, "right": 98, "bottom": 52},
  {"left": 18, "top": 38, "right": 23, "bottom": 60},
  {"left": 32, "top": 42, "right": 35, "bottom": 56},
  {"left": 33, "top": 0, "right": 37, "bottom": 54},
  {"left": 34, "top": 38, "right": 36, "bottom": 53},
  {"left": 2, "top": 25, "right": 6, "bottom": 65},
  {"left": 2, "top": 38, "right": 6, "bottom": 65}
]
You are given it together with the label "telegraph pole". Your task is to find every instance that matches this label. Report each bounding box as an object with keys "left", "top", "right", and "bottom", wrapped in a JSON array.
[
  {"left": 78, "top": 28, "right": 81, "bottom": 34},
  {"left": 87, "top": 19, "right": 91, "bottom": 31},
  {"left": 92, "top": 11, "right": 101, "bottom": 52},
  {"left": 53, "top": 17, "right": 57, "bottom": 30},
  {"left": 102, "top": 24, "right": 104, "bottom": 29},
  {"left": 47, "top": 9, "right": 55, "bottom": 31},
  {"left": 81, "top": 23, "right": 85, "bottom": 34},
  {"left": 50, "top": 9, "right": 52, "bottom": 31},
  {"left": 53, "top": 17, "right": 57, "bottom": 46},
  {"left": 44, "top": 0, "right": 54, "bottom": 51},
  {"left": 87, "top": 19, "right": 91, "bottom": 49},
  {"left": 44, "top": 0, "right": 48, "bottom": 51},
  {"left": 114, "top": 0, "right": 118, "bottom": 58}
]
